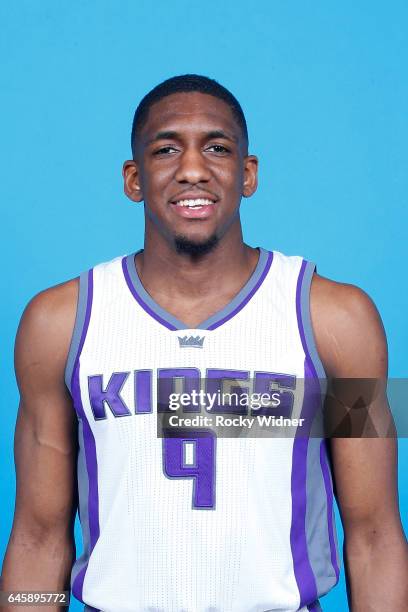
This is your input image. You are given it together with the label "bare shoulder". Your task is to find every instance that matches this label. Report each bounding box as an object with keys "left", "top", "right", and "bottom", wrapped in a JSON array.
[
  {"left": 310, "top": 273, "right": 381, "bottom": 325},
  {"left": 309, "top": 273, "right": 387, "bottom": 378},
  {"left": 15, "top": 278, "right": 79, "bottom": 387}
]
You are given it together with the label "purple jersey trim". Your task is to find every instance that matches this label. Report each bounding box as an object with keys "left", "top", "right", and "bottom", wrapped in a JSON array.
[
  {"left": 206, "top": 249, "right": 273, "bottom": 330},
  {"left": 307, "top": 600, "right": 322, "bottom": 611},
  {"left": 292, "top": 259, "right": 340, "bottom": 607},
  {"left": 299, "top": 259, "right": 340, "bottom": 584},
  {"left": 69, "top": 270, "right": 100, "bottom": 603},
  {"left": 122, "top": 255, "right": 179, "bottom": 331},
  {"left": 320, "top": 440, "right": 341, "bottom": 582},
  {"left": 290, "top": 391, "right": 319, "bottom": 606},
  {"left": 297, "top": 260, "right": 319, "bottom": 380},
  {"left": 122, "top": 248, "right": 273, "bottom": 331},
  {"left": 291, "top": 260, "right": 320, "bottom": 607}
]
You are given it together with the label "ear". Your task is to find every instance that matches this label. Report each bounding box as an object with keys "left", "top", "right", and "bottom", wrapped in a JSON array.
[
  {"left": 242, "top": 155, "right": 258, "bottom": 198},
  {"left": 122, "top": 160, "right": 144, "bottom": 202}
]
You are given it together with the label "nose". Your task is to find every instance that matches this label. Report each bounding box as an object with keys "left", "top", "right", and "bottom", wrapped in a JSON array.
[{"left": 174, "top": 147, "right": 211, "bottom": 184}]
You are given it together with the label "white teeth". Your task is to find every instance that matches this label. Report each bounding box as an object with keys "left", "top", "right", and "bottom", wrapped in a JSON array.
[{"left": 175, "top": 198, "right": 215, "bottom": 207}]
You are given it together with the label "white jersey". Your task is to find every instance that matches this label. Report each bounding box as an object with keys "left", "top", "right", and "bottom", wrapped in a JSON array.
[{"left": 65, "top": 247, "right": 340, "bottom": 612}]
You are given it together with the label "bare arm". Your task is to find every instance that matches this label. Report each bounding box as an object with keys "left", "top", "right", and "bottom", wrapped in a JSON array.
[
  {"left": 1, "top": 279, "right": 79, "bottom": 611},
  {"left": 311, "top": 275, "right": 408, "bottom": 611}
]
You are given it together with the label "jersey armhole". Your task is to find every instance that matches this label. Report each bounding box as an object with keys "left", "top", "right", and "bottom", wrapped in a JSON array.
[
  {"left": 297, "top": 260, "right": 327, "bottom": 388},
  {"left": 65, "top": 269, "right": 94, "bottom": 394}
]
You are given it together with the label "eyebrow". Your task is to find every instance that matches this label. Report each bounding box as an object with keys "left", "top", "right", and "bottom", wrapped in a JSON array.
[
  {"left": 146, "top": 129, "right": 238, "bottom": 145},
  {"left": 206, "top": 130, "right": 238, "bottom": 143}
]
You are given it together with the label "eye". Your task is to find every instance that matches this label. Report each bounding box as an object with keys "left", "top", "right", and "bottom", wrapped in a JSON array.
[
  {"left": 153, "top": 145, "right": 178, "bottom": 155},
  {"left": 206, "top": 144, "right": 230, "bottom": 154}
]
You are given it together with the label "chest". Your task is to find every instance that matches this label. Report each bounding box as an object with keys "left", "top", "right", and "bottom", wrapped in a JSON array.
[{"left": 148, "top": 292, "right": 243, "bottom": 329}]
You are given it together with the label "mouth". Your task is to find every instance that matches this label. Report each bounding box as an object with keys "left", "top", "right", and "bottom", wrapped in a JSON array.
[
  {"left": 171, "top": 197, "right": 217, "bottom": 209},
  {"left": 169, "top": 196, "right": 218, "bottom": 219}
]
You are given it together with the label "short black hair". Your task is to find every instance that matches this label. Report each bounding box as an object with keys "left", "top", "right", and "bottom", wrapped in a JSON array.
[{"left": 130, "top": 74, "right": 248, "bottom": 158}]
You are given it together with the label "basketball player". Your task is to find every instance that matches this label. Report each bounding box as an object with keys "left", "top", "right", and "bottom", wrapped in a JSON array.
[{"left": 2, "top": 75, "right": 407, "bottom": 611}]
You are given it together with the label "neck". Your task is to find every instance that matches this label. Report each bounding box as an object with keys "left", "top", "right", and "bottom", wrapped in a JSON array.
[{"left": 137, "top": 222, "right": 258, "bottom": 301}]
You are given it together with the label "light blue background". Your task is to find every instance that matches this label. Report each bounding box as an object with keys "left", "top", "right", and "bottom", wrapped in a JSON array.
[{"left": 1, "top": 2, "right": 407, "bottom": 610}]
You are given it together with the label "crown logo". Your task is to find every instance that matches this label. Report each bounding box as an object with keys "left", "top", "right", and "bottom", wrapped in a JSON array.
[{"left": 178, "top": 335, "right": 205, "bottom": 348}]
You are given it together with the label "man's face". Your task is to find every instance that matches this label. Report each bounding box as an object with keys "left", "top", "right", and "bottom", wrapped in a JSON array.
[{"left": 123, "top": 92, "right": 258, "bottom": 250}]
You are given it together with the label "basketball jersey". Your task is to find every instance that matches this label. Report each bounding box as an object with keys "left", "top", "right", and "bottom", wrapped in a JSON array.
[{"left": 65, "top": 247, "right": 340, "bottom": 612}]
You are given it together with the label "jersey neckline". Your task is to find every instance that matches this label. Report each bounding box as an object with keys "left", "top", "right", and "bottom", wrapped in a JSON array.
[{"left": 122, "top": 247, "right": 273, "bottom": 331}]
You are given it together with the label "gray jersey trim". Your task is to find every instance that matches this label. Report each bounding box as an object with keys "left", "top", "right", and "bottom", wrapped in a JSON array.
[
  {"left": 70, "top": 419, "right": 91, "bottom": 589},
  {"left": 297, "top": 259, "right": 340, "bottom": 598},
  {"left": 199, "top": 247, "right": 270, "bottom": 329},
  {"left": 300, "top": 261, "right": 327, "bottom": 394},
  {"left": 305, "top": 439, "right": 339, "bottom": 596},
  {"left": 124, "top": 247, "right": 271, "bottom": 331},
  {"left": 65, "top": 272, "right": 89, "bottom": 393},
  {"left": 125, "top": 252, "right": 186, "bottom": 330}
]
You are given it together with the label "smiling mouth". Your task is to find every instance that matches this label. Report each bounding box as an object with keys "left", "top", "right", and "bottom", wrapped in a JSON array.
[{"left": 172, "top": 198, "right": 216, "bottom": 210}]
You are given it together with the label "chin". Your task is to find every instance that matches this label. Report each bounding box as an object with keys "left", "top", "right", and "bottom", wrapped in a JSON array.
[{"left": 174, "top": 233, "right": 219, "bottom": 257}]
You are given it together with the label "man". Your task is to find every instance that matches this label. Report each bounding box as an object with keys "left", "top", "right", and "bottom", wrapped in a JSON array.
[{"left": 2, "top": 74, "right": 407, "bottom": 611}]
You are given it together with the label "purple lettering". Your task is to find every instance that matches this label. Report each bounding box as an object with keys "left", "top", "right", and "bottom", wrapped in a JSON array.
[
  {"left": 88, "top": 372, "right": 131, "bottom": 419},
  {"left": 158, "top": 368, "right": 201, "bottom": 413},
  {"left": 163, "top": 429, "right": 216, "bottom": 509},
  {"left": 253, "top": 372, "right": 295, "bottom": 416},
  {"left": 206, "top": 369, "right": 250, "bottom": 414}
]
